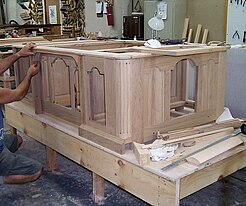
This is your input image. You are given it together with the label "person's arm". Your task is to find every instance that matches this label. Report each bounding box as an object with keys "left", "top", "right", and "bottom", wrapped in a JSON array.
[
  {"left": 0, "top": 62, "right": 40, "bottom": 104},
  {"left": 0, "top": 42, "right": 36, "bottom": 75}
]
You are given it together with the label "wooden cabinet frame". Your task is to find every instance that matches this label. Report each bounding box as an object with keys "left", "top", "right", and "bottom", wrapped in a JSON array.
[{"left": 13, "top": 41, "right": 226, "bottom": 154}]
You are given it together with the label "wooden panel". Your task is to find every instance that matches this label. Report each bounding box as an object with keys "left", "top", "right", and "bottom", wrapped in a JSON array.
[
  {"left": 131, "top": 59, "right": 144, "bottom": 143},
  {"left": 40, "top": 53, "right": 81, "bottom": 125},
  {"left": 115, "top": 60, "right": 132, "bottom": 140},
  {"left": 83, "top": 56, "right": 106, "bottom": 125}
]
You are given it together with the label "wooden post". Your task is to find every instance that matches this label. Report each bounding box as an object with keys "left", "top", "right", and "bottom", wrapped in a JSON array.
[
  {"left": 46, "top": 146, "right": 57, "bottom": 172},
  {"left": 201, "top": 29, "right": 209, "bottom": 44},
  {"left": 92, "top": 172, "right": 105, "bottom": 204},
  {"left": 194, "top": 24, "right": 202, "bottom": 43},
  {"left": 182, "top": 18, "right": 189, "bottom": 39},
  {"left": 187, "top": 29, "right": 192, "bottom": 43}
]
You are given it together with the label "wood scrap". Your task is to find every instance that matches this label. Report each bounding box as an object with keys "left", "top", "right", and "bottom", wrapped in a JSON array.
[
  {"left": 186, "top": 136, "right": 243, "bottom": 166},
  {"left": 182, "top": 18, "right": 189, "bottom": 39},
  {"left": 161, "top": 130, "right": 242, "bottom": 172},
  {"left": 187, "top": 29, "right": 192, "bottom": 43},
  {"left": 142, "top": 127, "right": 234, "bottom": 149},
  {"left": 194, "top": 24, "right": 202, "bottom": 43},
  {"left": 133, "top": 142, "right": 150, "bottom": 166},
  {"left": 201, "top": 29, "right": 209, "bottom": 44},
  {"left": 159, "top": 119, "right": 244, "bottom": 140}
]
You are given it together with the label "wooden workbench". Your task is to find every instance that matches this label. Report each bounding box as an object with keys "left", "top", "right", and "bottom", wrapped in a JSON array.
[
  {"left": 5, "top": 101, "right": 246, "bottom": 205},
  {"left": 6, "top": 40, "right": 246, "bottom": 205}
]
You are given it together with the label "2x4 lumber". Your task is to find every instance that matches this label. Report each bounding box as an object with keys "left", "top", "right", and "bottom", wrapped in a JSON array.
[
  {"left": 46, "top": 146, "right": 57, "bottom": 172},
  {"left": 194, "top": 24, "right": 202, "bottom": 43},
  {"left": 92, "top": 172, "right": 105, "bottom": 203},
  {"left": 182, "top": 18, "right": 189, "bottom": 39},
  {"left": 187, "top": 29, "right": 192, "bottom": 43},
  {"left": 201, "top": 29, "right": 209, "bottom": 44},
  {"left": 186, "top": 135, "right": 243, "bottom": 166},
  {"left": 5, "top": 102, "right": 179, "bottom": 206}
]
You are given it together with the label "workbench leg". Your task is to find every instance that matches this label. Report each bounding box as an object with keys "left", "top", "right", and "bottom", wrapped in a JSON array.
[
  {"left": 92, "top": 172, "right": 105, "bottom": 204},
  {"left": 46, "top": 146, "right": 57, "bottom": 172}
]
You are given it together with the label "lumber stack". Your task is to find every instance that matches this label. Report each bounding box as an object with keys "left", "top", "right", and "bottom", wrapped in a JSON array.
[{"left": 182, "top": 18, "right": 209, "bottom": 44}]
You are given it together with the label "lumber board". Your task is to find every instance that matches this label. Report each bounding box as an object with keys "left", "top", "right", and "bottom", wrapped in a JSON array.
[
  {"left": 158, "top": 129, "right": 235, "bottom": 174},
  {"left": 186, "top": 136, "right": 243, "bottom": 165},
  {"left": 144, "top": 109, "right": 220, "bottom": 142},
  {"left": 182, "top": 18, "right": 189, "bottom": 39},
  {"left": 187, "top": 29, "right": 192, "bottom": 43},
  {"left": 194, "top": 24, "right": 202, "bottom": 43},
  {"left": 142, "top": 127, "right": 234, "bottom": 149},
  {"left": 159, "top": 119, "right": 243, "bottom": 140},
  {"left": 201, "top": 29, "right": 209, "bottom": 44}
]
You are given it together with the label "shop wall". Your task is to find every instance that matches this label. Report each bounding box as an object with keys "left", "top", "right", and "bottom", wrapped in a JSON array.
[{"left": 186, "top": 0, "right": 227, "bottom": 42}]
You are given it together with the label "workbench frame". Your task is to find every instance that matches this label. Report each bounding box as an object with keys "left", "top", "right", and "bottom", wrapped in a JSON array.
[{"left": 5, "top": 102, "right": 246, "bottom": 206}]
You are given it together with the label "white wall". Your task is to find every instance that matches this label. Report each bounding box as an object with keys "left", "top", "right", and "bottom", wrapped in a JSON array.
[{"left": 84, "top": 0, "right": 131, "bottom": 37}]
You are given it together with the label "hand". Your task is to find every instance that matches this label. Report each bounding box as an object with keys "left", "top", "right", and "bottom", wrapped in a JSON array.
[
  {"left": 17, "top": 42, "right": 36, "bottom": 57},
  {"left": 27, "top": 62, "right": 40, "bottom": 77}
]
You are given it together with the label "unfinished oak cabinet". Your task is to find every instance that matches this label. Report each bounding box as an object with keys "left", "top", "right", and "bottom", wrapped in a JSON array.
[{"left": 13, "top": 41, "right": 227, "bottom": 154}]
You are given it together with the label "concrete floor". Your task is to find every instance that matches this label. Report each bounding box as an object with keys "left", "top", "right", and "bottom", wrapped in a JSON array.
[{"left": 1, "top": 133, "right": 246, "bottom": 206}]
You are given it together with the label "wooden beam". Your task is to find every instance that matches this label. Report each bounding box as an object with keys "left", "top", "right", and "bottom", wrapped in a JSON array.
[
  {"left": 187, "top": 29, "right": 193, "bottom": 43},
  {"left": 46, "top": 146, "right": 57, "bottom": 172},
  {"left": 201, "top": 29, "right": 209, "bottom": 44},
  {"left": 182, "top": 18, "right": 189, "bottom": 39},
  {"left": 92, "top": 172, "right": 105, "bottom": 203}
]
